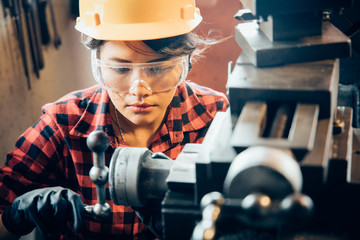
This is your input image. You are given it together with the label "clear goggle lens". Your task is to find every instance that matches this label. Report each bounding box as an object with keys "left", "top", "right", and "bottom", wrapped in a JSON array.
[{"left": 91, "top": 49, "right": 189, "bottom": 93}]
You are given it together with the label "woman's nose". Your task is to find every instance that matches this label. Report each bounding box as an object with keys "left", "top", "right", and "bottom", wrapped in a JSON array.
[
  {"left": 128, "top": 68, "right": 152, "bottom": 96},
  {"left": 129, "top": 80, "right": 152, "bottom": 100}
]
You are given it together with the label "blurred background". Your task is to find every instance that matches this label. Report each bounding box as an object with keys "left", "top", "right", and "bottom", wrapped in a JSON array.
[{"left": 0, "top": 0, "right": 241, "bottom": 163}]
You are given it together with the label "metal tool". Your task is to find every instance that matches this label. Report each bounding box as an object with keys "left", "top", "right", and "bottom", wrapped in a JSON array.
[
  {"left": 0, "top": 1, "right": 9, "bottom": 66},
  {"left": 37, "top": 0, "right": 50, "bottom": 45},
  {"left": 24, "top": 0, "right": 44, "bottom": 73},
  {"left": 23, "top": 0, "right": 40, "bottom": 78},
  {"left": 5, "top": 0, "right": 31, "bottom": 89},
  {"left": 48, "top": 0, "right": 61, "bottom": 48},
  {"left": 1, "top": 0, "right": 17, "bottom": 78}
]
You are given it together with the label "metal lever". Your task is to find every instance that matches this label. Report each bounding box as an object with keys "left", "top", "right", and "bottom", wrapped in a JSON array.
[
  {"left": 48, "top": 0, "right": 61, "bottom": 48},
  {"left": 6, "top": 0, "right": 32, "bottom": 89},
  {"left": 86, "top": 131, "right": 111, "bottom": 219}
]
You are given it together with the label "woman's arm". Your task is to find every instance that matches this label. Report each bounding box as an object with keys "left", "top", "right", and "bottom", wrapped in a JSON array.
[{"left": 0, "top": 112, "right": 68, "bottom": 239}]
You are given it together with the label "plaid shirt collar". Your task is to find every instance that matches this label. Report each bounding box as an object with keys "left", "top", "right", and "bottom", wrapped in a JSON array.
[{"left": 68, "top": 81, "right": 214, "bottom": 149}]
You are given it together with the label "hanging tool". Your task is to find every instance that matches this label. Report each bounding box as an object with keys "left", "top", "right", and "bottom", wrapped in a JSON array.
[
  {"left": 23, "top": 0, "right": 44, "bottom": 78},
  {"left": 37, "top": 0, "right": 50, "bottom": 45},
  {"left": 4, "top": 0, "right": 31, "bottom": 90},
  {"left": 1, "top": 1, "right": 8, "bottom": 64},
  {"left": 1, "top": 0, "right": 18, "bottom": 78},
  {"left": 30, "top": 0, "right": 45, "bottom": 69},
  {"left": 48, "top": 0, "right": 61, "bottom": 48},
  {"left": 69, "top": 0, "right": 79, "bottom": 19},
  {"left": 36, "top": 0, "right": 61, "bottom": 48},
  {"left": 23, "top": 0, "right": 39, "bottom": 78}
]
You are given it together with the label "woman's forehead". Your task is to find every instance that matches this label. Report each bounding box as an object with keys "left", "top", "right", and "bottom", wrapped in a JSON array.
[{"left": 101, "top": 41, "right": 163, "bottom": 61}]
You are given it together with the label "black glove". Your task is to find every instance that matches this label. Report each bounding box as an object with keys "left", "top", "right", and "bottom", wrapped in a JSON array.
[
  {"left": 1, "top": 186, "right": 86, "bottom": 238},
  {"left": 133, "top": 199, "right": 163, "bottom": 240}
]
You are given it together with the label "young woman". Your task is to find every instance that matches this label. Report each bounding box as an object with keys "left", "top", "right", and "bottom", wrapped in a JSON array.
[{"left": 0, "top": 1, "right": 228, "bottom": 239}]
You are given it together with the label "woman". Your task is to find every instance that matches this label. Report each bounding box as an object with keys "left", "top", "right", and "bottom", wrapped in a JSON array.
[{"left": 0, "top": 0, "right": 228, "bottom": 239}]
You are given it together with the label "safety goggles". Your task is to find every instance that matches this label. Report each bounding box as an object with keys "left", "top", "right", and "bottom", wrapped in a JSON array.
[{"left": 91, "top": 49, "right": 189, "bottom": 93}]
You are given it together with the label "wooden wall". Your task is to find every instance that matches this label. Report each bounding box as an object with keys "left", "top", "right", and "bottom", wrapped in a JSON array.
[{"left": 0, "top": 1, "right": 93, "bottom": 163}]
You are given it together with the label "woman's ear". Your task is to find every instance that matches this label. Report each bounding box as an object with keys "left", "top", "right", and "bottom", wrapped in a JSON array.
[{"left": 188, "top": 55, "right": 192, "bottom": 72}]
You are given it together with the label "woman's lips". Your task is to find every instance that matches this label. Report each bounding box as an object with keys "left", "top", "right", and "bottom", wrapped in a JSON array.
[{"left": 127, "top": 103, "right": 155, "bottom": 113}]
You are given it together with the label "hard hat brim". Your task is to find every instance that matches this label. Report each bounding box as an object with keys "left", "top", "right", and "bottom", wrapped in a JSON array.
[{"left": 76, "top": 14, "right": 202, "bottom": 41}]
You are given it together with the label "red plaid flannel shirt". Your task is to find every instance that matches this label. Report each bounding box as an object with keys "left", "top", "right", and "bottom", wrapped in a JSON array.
[{"left": 0, "top": 81, "right": 228, "bottom": 239}]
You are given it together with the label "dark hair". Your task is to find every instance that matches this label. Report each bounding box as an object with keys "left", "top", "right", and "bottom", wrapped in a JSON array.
[{"left": 82, "top": 32, "right": 219, "bottom": 61}]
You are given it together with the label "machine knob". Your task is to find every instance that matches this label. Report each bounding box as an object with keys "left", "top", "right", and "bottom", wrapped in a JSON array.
[
  {"left": 87, "top": 130, "right": 109, "bottom": 153},
  {"left": 241, "top": 193, "right": 271, "bottom": 218},
  {"left": 280, "top": 193, "right": 314, "bottom": 222}
]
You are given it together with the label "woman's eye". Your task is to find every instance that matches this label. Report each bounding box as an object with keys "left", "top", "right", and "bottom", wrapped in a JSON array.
[
  {"left": 147, "top": 66, "right": 172, "bottom": 75},
  {"left": 113, "top": 67, "right": 130, "bottom": 74}
]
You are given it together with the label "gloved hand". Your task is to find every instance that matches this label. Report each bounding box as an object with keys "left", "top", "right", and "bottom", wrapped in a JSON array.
[
  {"left": 133, "top": 199, "right": 163, "bottom": 240},
  {"left": 1, "top": 186, "right": 86, "bottom": 238}
]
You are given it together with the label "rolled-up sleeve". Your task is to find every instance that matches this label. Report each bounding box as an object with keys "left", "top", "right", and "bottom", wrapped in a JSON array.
[{"left": 0, "top": 112, "right": 66, "bottom": 212}]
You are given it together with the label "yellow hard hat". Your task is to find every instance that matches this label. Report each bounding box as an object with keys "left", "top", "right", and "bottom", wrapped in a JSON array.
[{"left": 75, "top": 0, "right": 202, "bottom": 41}]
